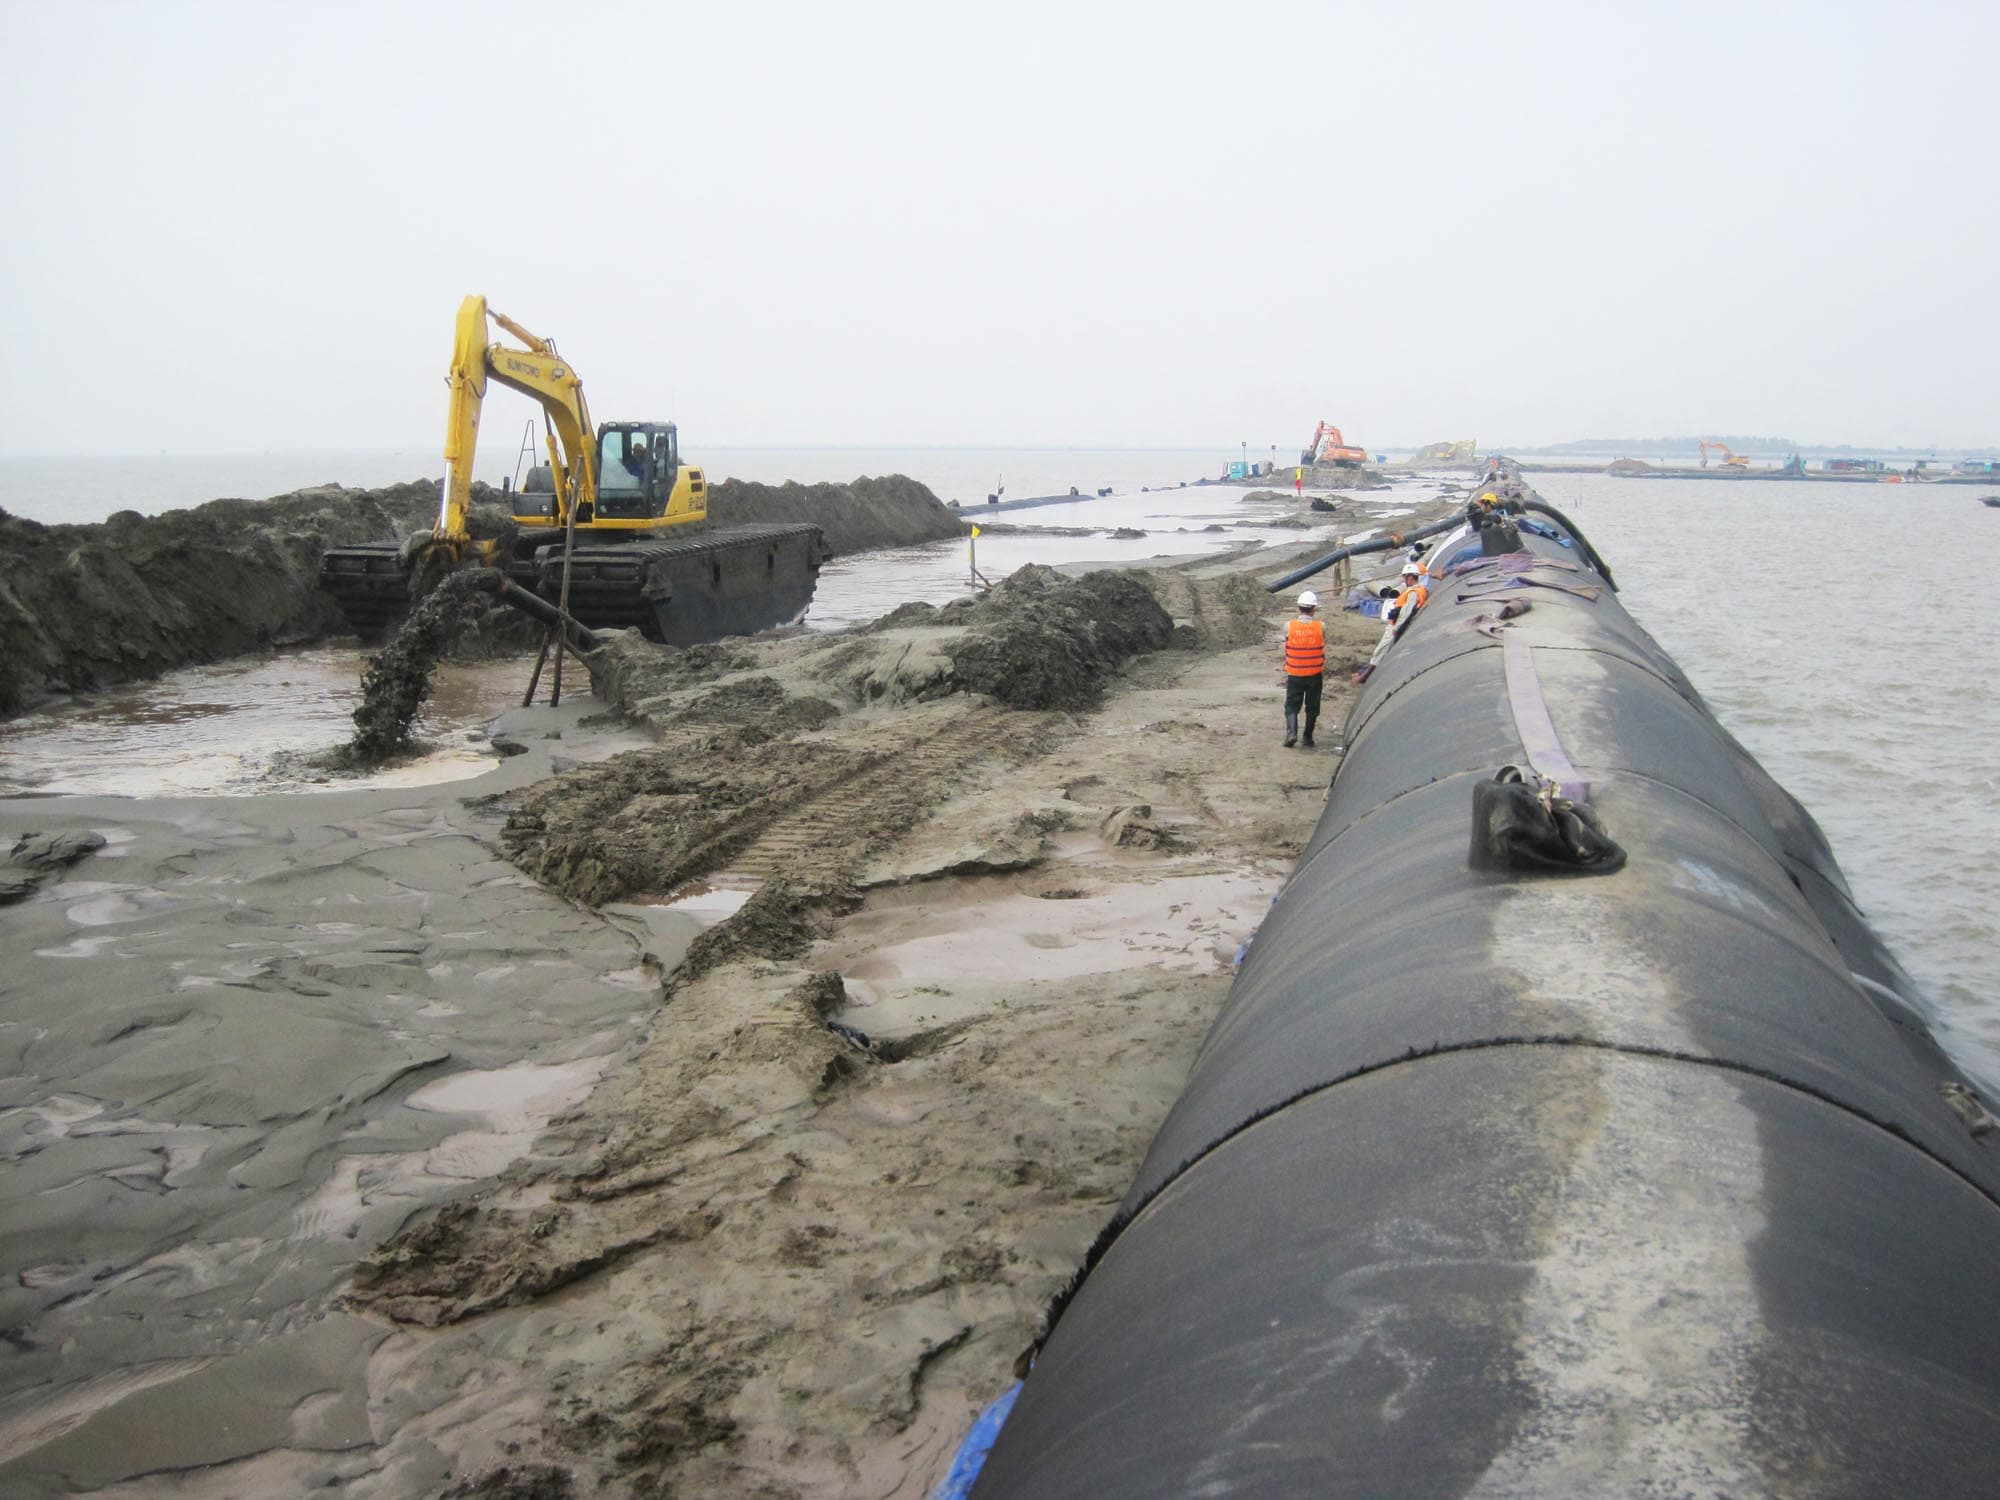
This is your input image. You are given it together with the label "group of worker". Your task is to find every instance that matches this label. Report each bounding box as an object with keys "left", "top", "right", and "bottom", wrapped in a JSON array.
[
  {"left": 1279, "top": 557, "right": 1429, "bottom": 748},
  {"left": 1277, "top": 455, "right": 1522, "bottom": 745}
]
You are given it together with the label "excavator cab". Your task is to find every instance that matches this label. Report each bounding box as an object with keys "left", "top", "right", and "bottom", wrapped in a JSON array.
[
  {"left": 597, "top": 422, "right": 676, "bottom": 519},
  {"left": 516, "top": 421, "right": 691, "bottom": 526}
]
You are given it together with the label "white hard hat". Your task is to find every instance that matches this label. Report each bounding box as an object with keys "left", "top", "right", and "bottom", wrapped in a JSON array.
[
  {"left": 1297, "top": 590, "right": 1319, "bottom": 609},
  {"left": 1401, "top": 561, "right": 1422, "bottom": 576}
]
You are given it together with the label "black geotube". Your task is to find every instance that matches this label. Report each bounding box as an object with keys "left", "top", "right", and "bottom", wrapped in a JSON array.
[
  {"left": 1515, "top": 496, "right": 1618, "bottom": 589},
  {"left": 970, "top": 509, "right": 2000, "bottom": 1499}
]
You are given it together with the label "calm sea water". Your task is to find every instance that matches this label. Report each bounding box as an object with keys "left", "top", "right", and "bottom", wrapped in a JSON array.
[
  {"left": 2, "top": 453, "right": 1994, "bottom": 1085},
  {"left": 1540, "top": 472, "right": 2000, "bottom": 1081}
]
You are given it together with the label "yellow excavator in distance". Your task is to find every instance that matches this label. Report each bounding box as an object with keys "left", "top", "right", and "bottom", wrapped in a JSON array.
[
  {"left": 319, "top": 295, "right": 826, "bottom": 644},
  {"left": 1699, "top": 440, "right": 1752, "bottom": 470}
]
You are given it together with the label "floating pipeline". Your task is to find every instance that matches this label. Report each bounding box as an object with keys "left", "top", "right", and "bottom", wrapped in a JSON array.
[{"left": 958, "top": 487, "right": 2000, "bottom": 1496}]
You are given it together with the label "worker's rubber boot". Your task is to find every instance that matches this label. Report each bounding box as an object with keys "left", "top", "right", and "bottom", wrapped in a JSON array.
[
  {"left": 1283, "top": 711, "right": 1298, "bottom": 748},
  {"left": 1302, "top": 718, "right": 1316, "bottom": 749}
]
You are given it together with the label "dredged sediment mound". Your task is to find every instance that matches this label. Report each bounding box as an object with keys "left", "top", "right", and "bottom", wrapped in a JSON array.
[
  {"left": 0, "top": 474, "right": 968, "bottom": 718},
  {"left": 0, "top": 483, "right": 439, "bottom": 716},
  {"left": 705, "top": 474, "right": 964, "bottom": 554}
]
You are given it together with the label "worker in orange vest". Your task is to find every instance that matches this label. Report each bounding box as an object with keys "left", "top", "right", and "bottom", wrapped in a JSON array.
[
  {"left": 1282, "top": 590, "right": 1326, "bottom": 748},
  {"left": 1355, "top": 560, "right": 1429, "bottom": 684}
]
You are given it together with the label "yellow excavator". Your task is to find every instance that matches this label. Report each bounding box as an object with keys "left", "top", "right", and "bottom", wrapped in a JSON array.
[
  {"left": 319, "top": 295, "right": 826, "bottom": 644},
  {"left": 1699, "top": 440, "right": 1751, "bottom": 470}
]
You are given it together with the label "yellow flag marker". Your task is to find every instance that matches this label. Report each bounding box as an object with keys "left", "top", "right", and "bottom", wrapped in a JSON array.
[{"left": 970, "top": 524, "right": 982, "bottom": 537}]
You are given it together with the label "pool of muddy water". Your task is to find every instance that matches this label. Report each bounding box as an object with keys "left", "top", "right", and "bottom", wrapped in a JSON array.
[
  {"left": 821, "top": 860, "right": 1282, "bottom": 1038},
  {"left": 0, "top": 649, "right": 533, "bottom": 797}
]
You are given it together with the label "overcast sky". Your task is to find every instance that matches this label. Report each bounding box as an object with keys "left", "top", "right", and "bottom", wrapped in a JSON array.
[{"left": 2, "top": 0, "right": 1993, "bottom": 456}]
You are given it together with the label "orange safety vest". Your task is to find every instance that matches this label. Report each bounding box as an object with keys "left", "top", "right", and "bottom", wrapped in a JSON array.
[
  {"left": 1284, "top": 616, "right": 1326, "bottom": 676},
  {"left": 1390, "top": 582, "right": 1430, "bottom": 621}
]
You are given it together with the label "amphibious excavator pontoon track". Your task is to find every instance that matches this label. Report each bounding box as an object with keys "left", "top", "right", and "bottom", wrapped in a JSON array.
[{"left": 318, "top": 522, "right": 828, "bottom": 645}]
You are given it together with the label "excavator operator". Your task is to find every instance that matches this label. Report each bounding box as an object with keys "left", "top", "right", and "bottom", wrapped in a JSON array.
[{"left": 595, "top": 432, "right": 649, "bottom": 519}]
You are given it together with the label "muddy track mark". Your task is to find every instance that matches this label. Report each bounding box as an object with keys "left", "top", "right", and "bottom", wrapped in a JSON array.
[
  {"left": 726, "top": 706, "right": 1067, "bottom": 880},
  {"left": 501, "top": 707, "right": 1070, "bottom": 906}
]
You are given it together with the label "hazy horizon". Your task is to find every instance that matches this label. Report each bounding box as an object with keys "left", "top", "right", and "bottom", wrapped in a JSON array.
[
  {"left": 4, "top": 2, "right": 1994, "bottom": 456},
  {"left": 4, "top": 431, "right": 1990, "bottom": 463}
]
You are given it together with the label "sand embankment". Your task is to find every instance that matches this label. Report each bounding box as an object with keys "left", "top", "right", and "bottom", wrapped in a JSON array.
[
  {"left": 0, "top": 483, "right": 438, "bottom": 716},
  {"left": 706, "top": 474, "right": 965, "bottom": 555},
  {"left": 342, "top": 556, "right": 1388, "bottom": 1498},
  {"left": 0, "top": 475, "right": 968, "bottom": 719},
  {"left": 0, "top": 485, "right": 1452, "bottom": 1495}
]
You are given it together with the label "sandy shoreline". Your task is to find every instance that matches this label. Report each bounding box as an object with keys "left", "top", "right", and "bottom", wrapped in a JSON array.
[{"left": 0, "top": 489, "right": 1439, "bottom": 1496}]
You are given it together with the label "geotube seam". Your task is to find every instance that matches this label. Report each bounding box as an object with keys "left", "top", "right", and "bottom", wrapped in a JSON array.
[{"left": 1025, "top": 1032, "right": 2000, "bottom": 1364}]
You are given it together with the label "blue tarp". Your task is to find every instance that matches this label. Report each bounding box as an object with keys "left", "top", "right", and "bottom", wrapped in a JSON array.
[{"left": 934, "top": 1382, "right": 1022, "bottom": 1498}]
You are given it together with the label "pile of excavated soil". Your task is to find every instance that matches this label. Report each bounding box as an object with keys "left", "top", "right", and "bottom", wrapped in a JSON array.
[
  {"left": 0, "top": 481, "right": 443, "bottom": 715},
  {"left": 583, "top": 564, "right": 1182, "bottom": 726},
  {"left": 944, "top": 565, "right": 1175, "bottom": 710},
  {"left": 705, "top": 474, "right": 964, "bottom": 554}
]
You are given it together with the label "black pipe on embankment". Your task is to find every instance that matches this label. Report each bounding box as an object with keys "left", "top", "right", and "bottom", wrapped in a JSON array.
[
  {"left": 970, "top": 492, "right": 2000, "bottom": 1496},
  {"left": 468, "top": 567, "right": 600, "bottom": 650}
]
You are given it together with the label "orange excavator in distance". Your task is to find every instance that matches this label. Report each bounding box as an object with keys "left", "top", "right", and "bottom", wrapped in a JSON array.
[
  {"left": 1301, "top": 420, "right": 1369, "bottom": 469},
  {"left": 1699, "top": 440, "right": 1752, "bottom": 470}
]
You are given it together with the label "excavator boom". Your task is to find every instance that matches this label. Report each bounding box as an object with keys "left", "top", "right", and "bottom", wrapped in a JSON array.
[
  {"left": 439, "top": 295, "right": 597, "bottom": 542},
  {"left": 1302, "top": 418, "right": 1368, "bottom": 468}
]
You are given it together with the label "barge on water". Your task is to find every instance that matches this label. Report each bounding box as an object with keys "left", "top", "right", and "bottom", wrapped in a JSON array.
[{"left": 949, "top": 478, "right": 2000, "bottom": 1497}]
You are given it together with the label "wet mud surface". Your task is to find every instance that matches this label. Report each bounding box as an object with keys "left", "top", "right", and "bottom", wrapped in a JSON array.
[
  {"left": 0, "top": 484, "right": 1443, "bottom": 1496},
  {"left": 0, "top": 716, "right": 662, "bottom": 1496}
]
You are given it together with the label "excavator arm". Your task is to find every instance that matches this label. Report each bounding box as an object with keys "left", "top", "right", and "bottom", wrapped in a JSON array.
[
  {"left": 1302, "top": 421, "right": 1344, "bottom": 463},
  {"left": 436, "top": 294, "right": 599, "bottom": 545},
  {"left": 1303, "top": 420, "right": 1367, "bottom": 467}
]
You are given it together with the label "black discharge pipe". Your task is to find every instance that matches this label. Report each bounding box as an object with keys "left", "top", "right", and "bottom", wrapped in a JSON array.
[
  {"left": 468, "top": 568, "right": 600, "bottom": 651},
  {"left": 1263, "top": 511, "right": 1466, "bottom": 594},
  {"left": 970, "top": 501, "right": 2000, "bottom": 1497}
]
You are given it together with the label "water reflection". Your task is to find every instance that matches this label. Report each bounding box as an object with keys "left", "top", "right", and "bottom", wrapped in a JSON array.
[{"left": 0, "top": 650, "right": 528, "bottom": 798}]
